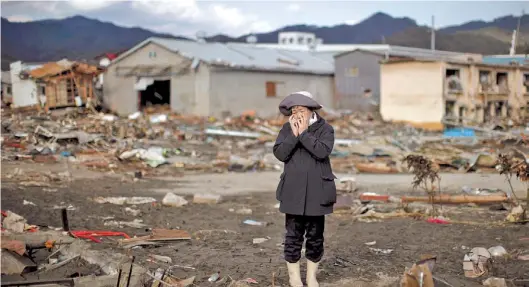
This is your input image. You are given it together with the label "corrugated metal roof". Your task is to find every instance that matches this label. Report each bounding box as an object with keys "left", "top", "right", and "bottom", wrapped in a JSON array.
[
  {"left": 335, "top": 46, "right": 481, "bottom": 62},
  {"left": 483, "top": 56, "right": 529, "bottom": 65},
  {"left": 112, "top": 37, "right": 334, "bottom": 75}
]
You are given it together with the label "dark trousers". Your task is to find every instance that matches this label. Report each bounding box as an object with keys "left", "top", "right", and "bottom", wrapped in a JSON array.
[{"left": 284, "top": 214, "right": 325, "bottom": 263}]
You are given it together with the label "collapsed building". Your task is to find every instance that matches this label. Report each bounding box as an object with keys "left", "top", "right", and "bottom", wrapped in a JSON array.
[
  {"left": 9, "top": 60, "right": 101, "bottom": 111},
  {"left": 379, "top": 58, "right": 529, "bottom": 130}
]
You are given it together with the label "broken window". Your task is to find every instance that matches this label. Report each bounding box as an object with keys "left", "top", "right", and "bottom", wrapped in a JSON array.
[
  {"left": 266, "top": 81, "right": 277, "bottom": 97},
  {"left": 281, "top": 38, "right": 287, "bottom": 44},
  {"left": 7, "top": 86, "right": 11, "bottom": 95},
  {"left": 495, "top": 101, "right": 505, "bottom": 117},
  {"left": 39, "top": 85, "right": 46, "bottom": 96},
  {"left": 479, "top": 70, "right": 492, "bottom": 92},
  {"left": 445, "top": 69, "right": 462, "bottom": 92},
  {"left": 445, "top": 100, "right": 456, "bottom": 118},
  {"left": 496, "top": 72, "right": 508, "bottom": 93},
  {"left": 458, "top": 106, "right": 466, "bottom": 124},
  {"left": 307, "top": 38, "right": 313, "bottom": 44},
  {"left": 289, "top": 37, "right": 294, "bottom": 44},
  {"left": 298, "top": 36, "right": 304, "bottom": 44}
]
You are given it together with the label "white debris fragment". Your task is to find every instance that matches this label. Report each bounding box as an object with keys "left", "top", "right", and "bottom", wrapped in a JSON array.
[
  {"left": 104, "top": 219, "right": 146, "bottom": 229},
  {"left": 369, "top": 247, "right": 393, "bottom": 255},
  {"left": 23, "top": 200, "right": 36, "bottom": 206},
  {"left": 125, "top": 207, "right": 141, "bottom": 216},
  {"left": 162, "top": 193, "right": 188, "bottom": 207},
  {"left": 94, "top": 196, "right": 156, "bottom": 205}
]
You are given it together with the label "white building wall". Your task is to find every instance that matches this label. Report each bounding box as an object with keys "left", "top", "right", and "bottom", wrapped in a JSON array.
[
  {"left": 10, "top": 61, "right": 40, "bottom": 107},
  {"left": 380, "top": 61, "right": 444, "bottom": 127}
]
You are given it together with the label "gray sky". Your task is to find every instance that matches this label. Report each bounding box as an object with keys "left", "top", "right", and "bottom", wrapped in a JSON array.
[{"left": 1, "top": 1, "right": 528, "bottom": 37}]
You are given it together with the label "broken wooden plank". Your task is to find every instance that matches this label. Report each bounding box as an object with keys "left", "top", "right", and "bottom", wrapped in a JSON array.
[
  {"left": 401, "top": 194, "right": 509, "bottom": 204},
  {"left": 119, "top": 229, "right": 191, "bottom": 246}
]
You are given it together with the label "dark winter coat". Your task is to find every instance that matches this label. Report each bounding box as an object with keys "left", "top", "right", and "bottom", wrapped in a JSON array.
[{"left": 273, "top": 115, "right": 337, "bottom": 216}]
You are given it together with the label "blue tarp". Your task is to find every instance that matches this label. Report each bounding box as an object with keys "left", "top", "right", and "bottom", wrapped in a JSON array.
[{"left": 443, "top": 128, "right": 476, "bottom": 138}]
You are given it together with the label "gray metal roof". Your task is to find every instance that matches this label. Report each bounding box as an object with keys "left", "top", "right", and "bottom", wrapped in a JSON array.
[
  {"left": 112, "top": 37, "right": 334, "bottom": 75},
  {"left": 334, "top": 45, "right": 481, "bottom": 62}
]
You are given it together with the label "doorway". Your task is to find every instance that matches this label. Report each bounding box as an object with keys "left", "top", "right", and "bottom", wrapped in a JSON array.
[{"left": 140, "top": 80, "right": 170, "bottom": 108}]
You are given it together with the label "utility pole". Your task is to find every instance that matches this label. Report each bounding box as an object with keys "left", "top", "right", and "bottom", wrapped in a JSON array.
[
  {"left": 513, "top": 10, "right": 524, "bottom": 55},
  {"left": 431, "top": 15, "right": 435, "bottom": 51}
]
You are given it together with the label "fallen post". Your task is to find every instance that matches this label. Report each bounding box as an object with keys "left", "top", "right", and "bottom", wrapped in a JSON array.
[
  {"left": 61, "top": 208, "right": 70, "bottom": 232},
  {"left": 1, "top": 278, "right": 74, "bottom": 286},
  {"left": 402, "top": 194, "right": 509, "bottom": 204}
]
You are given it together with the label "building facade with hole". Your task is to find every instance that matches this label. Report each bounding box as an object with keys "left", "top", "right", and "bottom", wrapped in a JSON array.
[
  {"left": 103, "top": 37, "right": 335, "bottom": 117},
  {"left": 379, "top": 58, "right": 529, "bottom": 130},
  {"left": 333, "top": 48, "right": 482, "bottom": 112}
]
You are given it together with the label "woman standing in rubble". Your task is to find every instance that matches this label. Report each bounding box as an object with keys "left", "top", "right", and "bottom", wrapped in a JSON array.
[{"left": 273, "top": 91, "right": 336, "bottom": 287}]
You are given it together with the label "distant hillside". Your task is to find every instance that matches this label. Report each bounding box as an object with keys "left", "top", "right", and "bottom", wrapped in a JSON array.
[
  {"left": 456, "top": 26, "right": 528, "bottom": 44},
  {"left": 2, "top": 12, "right": 529, "bottom": 71},
  {"left": 0, "top": 15, "right": 188, "bottom": 69},
  {"left": 385, "top": 27, "right": 514, "bottom": 54},
  {"left": 207, "top": 12, "right": 528, "bottom": 55},
  {"left": 207, "top": 12, "right": 418, "bottom": 44},
  {"left": 440, "top": 14, "right": 529, "bottom": 34}
]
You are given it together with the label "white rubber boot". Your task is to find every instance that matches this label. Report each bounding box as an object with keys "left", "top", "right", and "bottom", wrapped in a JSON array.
[
  {"left": 286, "top": 261, "right": 303, "bottom": 287},
  {"left": 306, "top": 260, "right": 320, "bottom": 287}
]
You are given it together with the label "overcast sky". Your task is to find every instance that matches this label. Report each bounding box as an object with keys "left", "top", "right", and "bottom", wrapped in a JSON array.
[{"left": 1, "top": 1, "right": 527, "bottom": 37}]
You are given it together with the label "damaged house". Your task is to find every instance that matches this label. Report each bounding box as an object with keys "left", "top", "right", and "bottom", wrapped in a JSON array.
[
  {"left": 379, "top": 58, "right": 529, "bottom": 130},
  {"left": 103, "top": 37, "right": 335, "bottom": 117},
  {"left": 26, "top": 60, "right": 101, "bottom": 111},
  {"left": 333, "top": 47, "right": 482, "bottom": 112}
]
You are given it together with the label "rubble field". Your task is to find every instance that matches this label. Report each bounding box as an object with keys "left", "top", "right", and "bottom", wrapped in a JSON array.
[
  {"left": 1, "top": 106, "right": 528, "bottom": 286},
  {"left": 2, "top": 171, "right": 528, "bottom": 287}
]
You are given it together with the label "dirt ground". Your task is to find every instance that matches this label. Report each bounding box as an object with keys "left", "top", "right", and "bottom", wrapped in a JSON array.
[{"left": 1, "top": 163, "right": 529, "bottom": 286}]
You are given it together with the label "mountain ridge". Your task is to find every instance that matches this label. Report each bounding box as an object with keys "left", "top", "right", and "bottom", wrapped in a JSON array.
[{"left": 1, "top": 12, "right": 528, "bottom": 70}]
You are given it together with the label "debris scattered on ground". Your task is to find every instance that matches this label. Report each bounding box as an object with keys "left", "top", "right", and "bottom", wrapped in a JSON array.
[
  {"left": 243, "top": 219, "right": 267, "bottom": 226},
  {"left": 208, "top": 271, "right": 221, "bottom": 282},
  {"left": 506, "top": 205, "right": 526, "bottom": 223},
  {"left": 400, "top": 255, "right": 436, "bottom": 287},
  {"left": 162, "top": 192, "right": 188, "bottom": 207},
  {"left": 482, "top": 277, "right": 507, "bottom": 287},
  {"left": 119, "top": 228, "right": 191, "bottom": 247},
  {"left": 149, "top": 254, "right": 173, "bottom": 264},
  {"left": 93, "top": 196, "right": 156, "bottom": 205},
  {"left": 124, "top": 207, "right": 141, "bottom": 216},
  {"left": 1, "top": 250, "right": 37, "bottom": 275},
  {"left": 233, "top": 207, "right": 253, "bottom": 215},
  {"left": 252, "top": 237, "right": 270, "bottom": 244},
  {"left": 2, "top": 211, "right": 29, "bottom": 233},
  {"left": 463, "top": 247, "right": 492, "bottom": 278},
  {"left": 369, "top": 248, "right": 393, "bottom": 255},
  {"left": 104, "top": 219, "right": 146, "bottom": 229},
  {"left": 487, "top": 246, "right": 507, "bottom": 257},
  {"left": 193, "top": 193, "right": 222, "bottom": 204}
]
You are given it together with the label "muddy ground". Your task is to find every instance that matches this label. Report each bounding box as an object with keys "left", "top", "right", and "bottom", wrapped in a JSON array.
[{"left": 2, "top": 167, "right": 529, "bottom": 287}]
